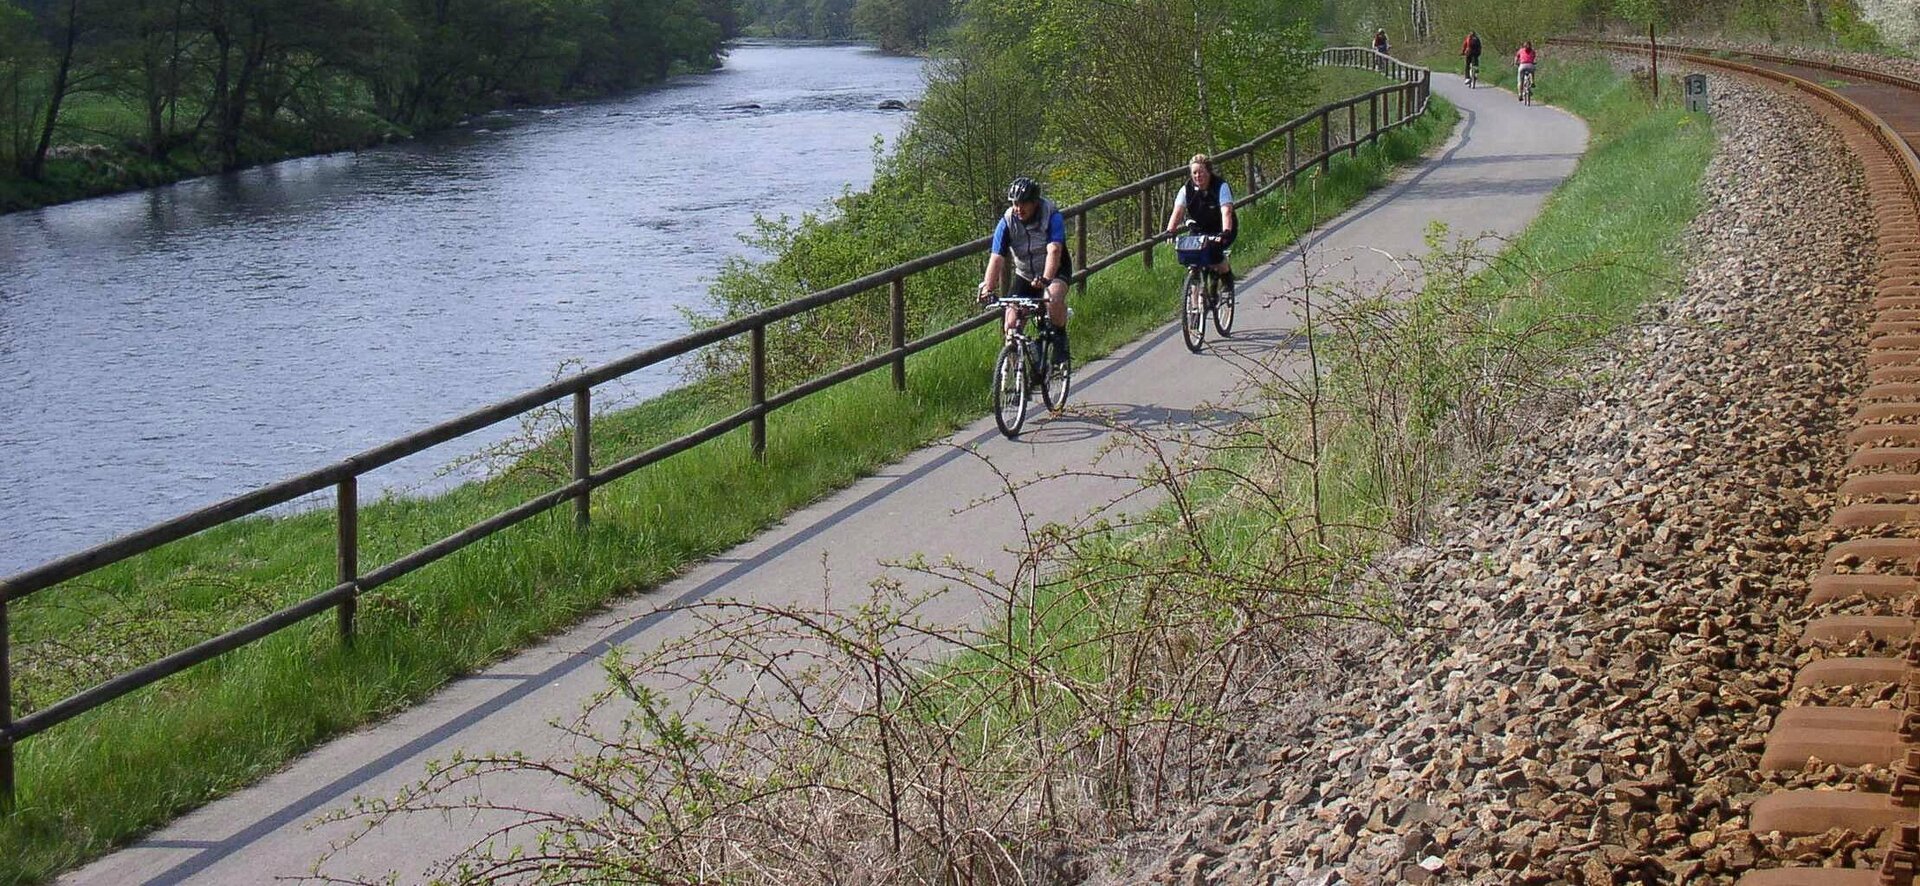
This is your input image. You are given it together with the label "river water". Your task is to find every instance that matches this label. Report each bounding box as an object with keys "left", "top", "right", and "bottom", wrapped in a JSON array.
[{"left": 0, "top": 42, "right": 926, "bottom": 575}]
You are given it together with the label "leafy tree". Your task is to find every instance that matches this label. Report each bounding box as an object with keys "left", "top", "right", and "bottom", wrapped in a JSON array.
[
  {"left": 853, "top": 0, "right": 950, "bottom": 52},
  {"left": 0, "top": 0, "right": 41, "bottom": 173}
]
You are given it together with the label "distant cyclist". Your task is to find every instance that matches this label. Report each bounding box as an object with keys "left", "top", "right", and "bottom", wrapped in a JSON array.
[
  {"left": 1515, "top": 41, "right": 1538, "bottom": 101},
  {"left": 977, "top": 176, "right": 1071, "bottom": 364},
  {"left": 1461, "top": 31, "right": 1482, "bottom": 85},
  {"left": 1372, "top": 29, "right": 1390, "bottom": 56},
  {"left": 1163, "top": 153, "right": 1237, "bottom": 300}
]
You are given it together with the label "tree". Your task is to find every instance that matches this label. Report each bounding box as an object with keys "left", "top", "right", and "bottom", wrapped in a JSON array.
[
  {"left": 0, "top": 0, "right": 42, "bottom": 174},
  {"left": 853, "top": 0, "right": 950, "bottom": 52},
  {"left": 27, "top": 0, "right": 98, "bottom": 179}
]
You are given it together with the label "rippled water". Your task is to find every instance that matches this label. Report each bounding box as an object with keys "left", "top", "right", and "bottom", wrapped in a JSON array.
[{"left": 0, "top": 42, "right": 926, "bottom": 575}]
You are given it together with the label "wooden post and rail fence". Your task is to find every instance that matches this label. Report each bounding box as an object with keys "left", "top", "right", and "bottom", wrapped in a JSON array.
[{"left": 0, "top": 48, "right": 1430, "bottom": 811}]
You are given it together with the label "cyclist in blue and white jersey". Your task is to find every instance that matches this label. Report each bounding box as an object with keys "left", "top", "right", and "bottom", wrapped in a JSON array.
[{"left": 977, "top": 176, "right": 1072, "bottom": 364}]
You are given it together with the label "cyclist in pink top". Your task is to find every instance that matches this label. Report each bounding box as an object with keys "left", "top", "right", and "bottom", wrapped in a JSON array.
[{"left": 1515, "top": 42, "right": 1538, "bottom": 101}]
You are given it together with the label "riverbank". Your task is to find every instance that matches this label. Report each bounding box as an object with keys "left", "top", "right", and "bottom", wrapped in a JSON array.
[
  {"left": 0, "top": 69, "right": 1451, "bottom": 884},
  {"left": 0, "top": 55, "right": 735, "bottom": 217}
]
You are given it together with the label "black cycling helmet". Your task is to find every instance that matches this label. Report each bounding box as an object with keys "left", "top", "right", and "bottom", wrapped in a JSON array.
[{"left": 1006, "top": 176, "right": 1041, "bottom": 204}]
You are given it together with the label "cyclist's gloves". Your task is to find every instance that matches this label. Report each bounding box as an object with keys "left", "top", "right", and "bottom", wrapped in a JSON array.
[{"left": 1219, "top": 228, "right": 1237, "bottom": 248}]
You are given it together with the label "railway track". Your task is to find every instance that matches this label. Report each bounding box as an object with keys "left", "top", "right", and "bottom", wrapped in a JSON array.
[{"left": 1557, "top": 38, "right": 1920, "bottom": 884}]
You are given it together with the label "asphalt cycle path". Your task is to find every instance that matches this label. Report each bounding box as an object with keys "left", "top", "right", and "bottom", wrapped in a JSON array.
[{"left": 63, "top": 75, "right": 1587, "bottom": 885}]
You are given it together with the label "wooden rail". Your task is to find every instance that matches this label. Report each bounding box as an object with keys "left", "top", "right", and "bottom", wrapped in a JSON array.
[{"left": 0, "top": 48, "right": 1429, "bottom": 810}]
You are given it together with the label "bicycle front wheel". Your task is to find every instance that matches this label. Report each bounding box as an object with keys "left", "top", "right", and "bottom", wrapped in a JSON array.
[
  {"left": 1040, "top": 336, "right": 1071, "bottom": 412},
  {"left": 1180, "top": 269, "right": 1206, "bottom": 353},
  {"left": 1212, "top": 278, "right": 1236, "bottom": 338},
  {"left": 992, "top": 341, "right": 1029, "bottom": 438}
]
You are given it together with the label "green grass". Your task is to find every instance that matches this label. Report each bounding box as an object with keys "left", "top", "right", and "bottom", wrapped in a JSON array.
[
  {"left": 1470, "top": 54, "right": 1717, "bottom": 333},
  {"left": 0, "top": 74, "right": 1454, "bottom": 884}
]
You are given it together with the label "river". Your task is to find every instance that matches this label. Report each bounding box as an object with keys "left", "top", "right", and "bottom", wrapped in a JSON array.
[{"left": 0, "top": 41, "right": 926, "bottom": 576}]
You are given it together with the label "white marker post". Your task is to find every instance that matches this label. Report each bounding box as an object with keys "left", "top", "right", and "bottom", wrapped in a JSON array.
[{"left": 1684, "top": 74, "right": 1710, "bottom": 114}]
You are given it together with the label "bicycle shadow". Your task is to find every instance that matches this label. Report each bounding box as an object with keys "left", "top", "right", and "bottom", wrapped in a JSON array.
[{"left": 1016, "top": 400, "right": 1249, "bottom": 445}]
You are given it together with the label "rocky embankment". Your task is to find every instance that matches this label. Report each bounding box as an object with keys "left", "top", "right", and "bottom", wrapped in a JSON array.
[{"left": 1085, "top": 77, "right": 1881, "bottom": 884}]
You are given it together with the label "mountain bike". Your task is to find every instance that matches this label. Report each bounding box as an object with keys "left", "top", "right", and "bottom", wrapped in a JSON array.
[
  {"left": 988, "top": 295, "right": 1070, "bottom": 438},
  {"left": 1173, "top": 227, "right": 1235, "bottom": 353},
  {"left": 1518, "top": 67, "right": 1535, "bottom": 104},
  {"left": 1464, "top": 58, "right": 1479, "bottom": 88}
]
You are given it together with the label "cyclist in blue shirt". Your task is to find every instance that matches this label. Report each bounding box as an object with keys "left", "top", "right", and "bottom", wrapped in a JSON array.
[
  {"left": 978, "top": 176, "right": 1072, "bottom": 364},
  {"left": 1164, "top": 153, "right": 1237, "bottom": 299}
]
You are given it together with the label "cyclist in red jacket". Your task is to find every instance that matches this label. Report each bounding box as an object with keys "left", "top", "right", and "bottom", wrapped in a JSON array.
[{"left": 1515, "top": 42, "right": 1538, "bottom": 101}]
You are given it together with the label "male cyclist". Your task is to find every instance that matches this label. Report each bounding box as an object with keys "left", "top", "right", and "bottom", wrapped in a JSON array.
[
  {"left": 1461, "top": 31, "right": 1482, "bottom": 85},
  {"left": 978, "top": 176, "right": 1071, "bottom": 364},
  {"left": 1163, "top": 153, "right": 1237, "bottom": 299},
  {"left": 1515, "top": 41, "right": 1538, "bottom": 100}
]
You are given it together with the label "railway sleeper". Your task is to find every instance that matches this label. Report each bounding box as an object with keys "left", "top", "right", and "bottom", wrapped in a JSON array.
[
  {"left": 1792, "top": 656, "right": 1906, "bottom": 689},
  {"left": 1735, "top": 823, "right": 1920, "bottom": 885},
  {"left": 1861, "top": 352, "right": 1920, "bottom": 371},
  {"left": 1856, "top": 407, "right": 1920, "bottom": 427},
  {"left": 1804, "top": 616, "right": 1920, "bottom": 646},
  {"left": 1833, "top": 504, "right": 1920, "bottom": 527},
  {"left": 1870, "top": 338, "right": 1920, "bottom": 354},
  {"left": 1849, "top": 430, "right": 1920, "bottom": 452},
  {"left": 1839, "top": 475, "right": 1920, "bottom": 501},
  {"left": 1848, "top": 447, "right": 1920, "bottom": 469},
  {"left": 1812, "top": 574, "right": 1920, "bottom": 605},
  {"left": 1824, "top": 537, "right": 1920, "bottom": 573},
  {"left": 1751, "top": 788, "right": 1915, "bottom": 836}
]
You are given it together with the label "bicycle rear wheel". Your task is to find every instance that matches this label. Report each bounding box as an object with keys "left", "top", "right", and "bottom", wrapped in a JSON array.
[
  {"left": 992, "top": 341, "right": 1029, "bottom": 438},
  {"left": 1212, "top": 276, "right": 1235, "bottom": 338},
  {"left": 1040, "top": 335, "right": 1071, "bottom": 412},
  {"left": 1180, "top": 269, "right": 1206, "bottom": 353}
]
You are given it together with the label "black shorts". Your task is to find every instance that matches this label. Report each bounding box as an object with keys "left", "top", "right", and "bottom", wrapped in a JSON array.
[{"left": 1012, "top": 251, "right": 1073, "bottom": 297}]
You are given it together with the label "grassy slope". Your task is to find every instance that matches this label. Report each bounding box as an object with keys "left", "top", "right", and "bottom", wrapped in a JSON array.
[{"left": 0, "top": 73, "right": 1455, "bottom": 883}]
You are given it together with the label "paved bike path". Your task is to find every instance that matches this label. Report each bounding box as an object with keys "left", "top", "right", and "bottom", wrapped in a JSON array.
[{"left": 64, "top": 76, "right": 1587, "bottom": 885}]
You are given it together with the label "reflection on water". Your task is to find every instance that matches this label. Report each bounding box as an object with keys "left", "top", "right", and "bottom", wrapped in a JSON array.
[{"left": 0, "top": 41, "right": 925, "bottom": 574}]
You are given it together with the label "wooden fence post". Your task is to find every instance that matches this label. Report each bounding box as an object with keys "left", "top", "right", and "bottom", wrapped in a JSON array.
[
  {"left": 1319, "top": 110, "right": 1331, "bottom": 174},
  {"left": 1075, "top": 214, "right": 1088, "bottom": 295},
  {"left": 750, "top": 325, "right": 767, "bottom": 460},
  {"left": 572, "top": 389, "right": 591, "bottom": 529},
  {"left": 1140, "top": 193, "right": 1154, "bottom": 270},
  {"left": 1370, "top": 93, "right": 1379, "bottom": 144},
  {"left": 890, "top": 279, "right": 907, "bottom": 391},
  {"left": 1348, "top": 103, "right": 1358, "bottom": 157},
  {"left": 1649, "top": 25, "right": 1660, "bottom": 101},
  {"left": 336, "top": 478, "right": 357, "bottom": 645},
  {"left": 1287, "top": 130, "right": 1297, "bottom": 178},
  {"left": 2, "top": 594, "right": 13, "bottom": 814}
]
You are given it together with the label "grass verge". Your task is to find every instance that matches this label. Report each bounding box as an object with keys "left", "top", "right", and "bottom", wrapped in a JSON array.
[{"left": 0, "top": 74, "right": 1454, "bottom": 883}]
